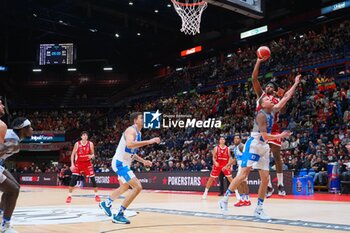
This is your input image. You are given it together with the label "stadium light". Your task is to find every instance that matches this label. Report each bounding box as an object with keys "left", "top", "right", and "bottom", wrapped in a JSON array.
[
  {"left": 115, "top": 33, "right": 120, "bottom": 38},
  {"left": 67, "top": 68, "right": 77, "bottom": 72},
  {"left": 154, "top": 9, "right": 159, "bottom": 13},
  {"left": 32, "top": 68, "right": 42, "bottom": 72},
  {"left": 103, "top": 67, "right": 113, "bottom": 71},
  {"left": 129, "top": 2, "right": 133, "bottom": 6}
]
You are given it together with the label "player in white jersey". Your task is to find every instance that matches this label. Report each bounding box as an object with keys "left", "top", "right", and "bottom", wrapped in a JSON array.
[
  {"left": 232, "top": 134, "right": 251, "bottom": 207},
  {"left": 0, "top": 113, "right": 33, "bottom": 233},
  {"left": 99, "top": 112, "right": 160, "bottom": 224},
  {"left": 219, "top": 89, "right": 295, "bottom": 219}
]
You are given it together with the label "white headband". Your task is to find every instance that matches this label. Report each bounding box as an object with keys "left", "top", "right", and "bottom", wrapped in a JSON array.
[{"left": 13, "top": 119, "right": 31, "bottom": 129}]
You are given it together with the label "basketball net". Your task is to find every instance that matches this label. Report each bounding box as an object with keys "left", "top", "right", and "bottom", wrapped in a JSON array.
[{"left": 171, "top": 0, "right": 207, "bottom": 35}]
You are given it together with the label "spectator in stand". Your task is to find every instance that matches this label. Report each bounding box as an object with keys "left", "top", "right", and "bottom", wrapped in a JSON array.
[
  {"left": 100, "top": 164, "right": 110, "bottom": 173},
  {"left": 168, "top": 161, "right": 174, "bottom": 172},
  {"left": 312, "top": 157, "right": 328, "bottom": 185}
]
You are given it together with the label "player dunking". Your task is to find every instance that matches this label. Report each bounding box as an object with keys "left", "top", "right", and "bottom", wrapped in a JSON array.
[
  {"left": 0, "top": 114, "right": 33, "bottom": 233},
  {"left": 202, "top": 137, "right": 233, "bottom": 199},
  {"left": 252, "top": 58, "right": 300, "bottom": 196},
  {"left": 66, "top": 131, "right": 100, "bottom": 203},
  {"left": 232, "top": 134, "right": 251, "bottom": 207},
  {"left": 99, "top": 112, "right": 160, "bottom": 224},
  {"left": 219, "top": 86, "right": 295, "bottom": 219}
]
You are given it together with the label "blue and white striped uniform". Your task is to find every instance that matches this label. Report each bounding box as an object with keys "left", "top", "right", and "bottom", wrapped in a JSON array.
[
  {"left": 233, "top": 143, "right": 243, "bottom": 167},
  {"left": 241, "top": 110, "right": 273, "bottom": 171},
  {"left": 233, "top": 143, "right": 247, "bottom": 179},
  {"left": 0, "top": 129, "right": 21, "bottom": 183},
  {"left": 111, "top": 125, "right": 141, "bottom": 183}
]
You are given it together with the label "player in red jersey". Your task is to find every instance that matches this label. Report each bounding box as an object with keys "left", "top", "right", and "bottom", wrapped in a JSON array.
[
  {"left": 66, "top": 131, "right": 100, "bottom": 203},
  {"left": 202, "top": 137, "right": 233, "bottom": 199},
  {"left": 252, "top": 58, "right": 301, "bottom": 197}
]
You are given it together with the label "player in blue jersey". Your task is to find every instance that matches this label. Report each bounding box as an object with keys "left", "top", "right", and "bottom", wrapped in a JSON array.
[
  {"left": 0, "top": 112, "right": 33, "bottom": 233},
  {"left": 99, "top": 112, "right": 160, "bottom": 224},
  {"left": 232, "top": 134, "right": 251, "bottom": 207},
  {"left": 219, "top": 87, "right": 296, "bottom": 219}
]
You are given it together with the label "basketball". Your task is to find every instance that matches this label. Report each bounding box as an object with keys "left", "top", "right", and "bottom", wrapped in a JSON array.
[{"left": 256, "top": 46, "right": 271, "bottom": 59}]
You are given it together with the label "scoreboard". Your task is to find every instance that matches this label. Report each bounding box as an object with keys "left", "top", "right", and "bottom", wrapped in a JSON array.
[
  {"left": 39, "top": 43, "right": 74, "bottom": 65},
  {"left": 207, "top": 0, "right": 264, "bottom": 19}
]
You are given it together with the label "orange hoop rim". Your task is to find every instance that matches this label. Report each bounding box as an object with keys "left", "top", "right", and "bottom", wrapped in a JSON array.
[{"left": 171, "top": 0, "right": 207, "bottom": 7}]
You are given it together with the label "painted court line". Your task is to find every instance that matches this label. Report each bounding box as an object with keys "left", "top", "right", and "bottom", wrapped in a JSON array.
[{"left": 131, "top": 207, "right": 350, "bottom": 232}]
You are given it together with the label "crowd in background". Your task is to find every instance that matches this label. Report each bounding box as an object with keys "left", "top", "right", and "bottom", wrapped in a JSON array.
[
  {"left": 162, "top": 20, "right": 350, "bottom": 93},
  {"left": 8, "top": 19, "right": 350, "bottom": 186}
]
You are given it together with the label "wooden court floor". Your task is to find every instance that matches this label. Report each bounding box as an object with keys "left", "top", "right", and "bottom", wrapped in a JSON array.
[{"left": 5, "top": 186, "right": 350, "bottom": 233}]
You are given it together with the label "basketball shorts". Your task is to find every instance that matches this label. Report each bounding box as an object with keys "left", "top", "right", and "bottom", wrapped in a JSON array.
[
  {"left": 112, "top": 160, "right": 136, "bottom": 183},
  {"left": 267, "top": 132, "right": 282, "bottom": 147},
  {"left": 72, "top": 161, "right": 95, "bottom": 177},
  {"left": 241, "top": 137, "right": 270, "bottom": 171},
  {"left": 0, "top": 165, "right": 6, "bottom": 183},
  {"left": 210, "top": 164, "right": 232, "bottom": 178}
]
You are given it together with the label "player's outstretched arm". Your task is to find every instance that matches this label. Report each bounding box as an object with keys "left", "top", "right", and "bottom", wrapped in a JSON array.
[
  {"left": 252, "top": 58, "right": 266, "bottom": 98},
  {"left": 257, "top": 113, "right": 292, "bottom": 141},
  {"left": 273, "top": 75, "right": 300, "bottom": 112},
  {"left": 132, "top": 154, "right": 152, "bottom": 167},
  {"left": 125, "top": 127, "right": 160, "bottom": 149},
  {"left": 284, "top": 74, "right": 301, "bottom": 97}
]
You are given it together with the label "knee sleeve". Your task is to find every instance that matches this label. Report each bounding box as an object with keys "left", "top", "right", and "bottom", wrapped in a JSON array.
[
  {"left": 69, "top": 175, "right": 79, "bottom": 187},
  {"left": 90, "top": 176, "right": 97, "bottom": 187}
]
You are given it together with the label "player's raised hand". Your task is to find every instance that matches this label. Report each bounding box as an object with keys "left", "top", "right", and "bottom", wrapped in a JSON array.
[
  {"left": 257, "top": 56, "right": 269, "bottom": 63},
  {"left": 143, "top": 160, "right": 153, "bottom": 167},
  {"left": 295, "top": 74, "right": 302, "bottom": 84},
  {"left": 150, "top": 137, "right": 161, "bottom": 144}
]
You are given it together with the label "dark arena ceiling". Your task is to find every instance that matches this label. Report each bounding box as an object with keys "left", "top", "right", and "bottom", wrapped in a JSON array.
[{"left": 0, "top": 0, "right": 345, "bottom": 108}]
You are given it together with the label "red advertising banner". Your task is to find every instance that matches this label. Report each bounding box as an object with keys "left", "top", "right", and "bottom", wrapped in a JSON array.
[{"left": 181, "top": 46, "right": 202, "bottom": 57}]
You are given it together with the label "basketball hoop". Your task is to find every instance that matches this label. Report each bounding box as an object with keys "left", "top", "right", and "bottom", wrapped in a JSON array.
[{"left": 171, "top": 0, "right": 207, "bottom": 36}]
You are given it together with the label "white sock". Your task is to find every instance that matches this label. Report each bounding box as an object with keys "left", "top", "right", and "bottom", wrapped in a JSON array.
[
  {"left": 204, "top": 188, "right": 209, "bottom": 194},
  {"left": 234, "top": 189, "right": 241, "bottom": 200},
  {"left": 277, "top": 173, "right": 283, "bottom": 186},
  {"left": 268, "top": 175, "right": 273, "bottom": 188}
]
